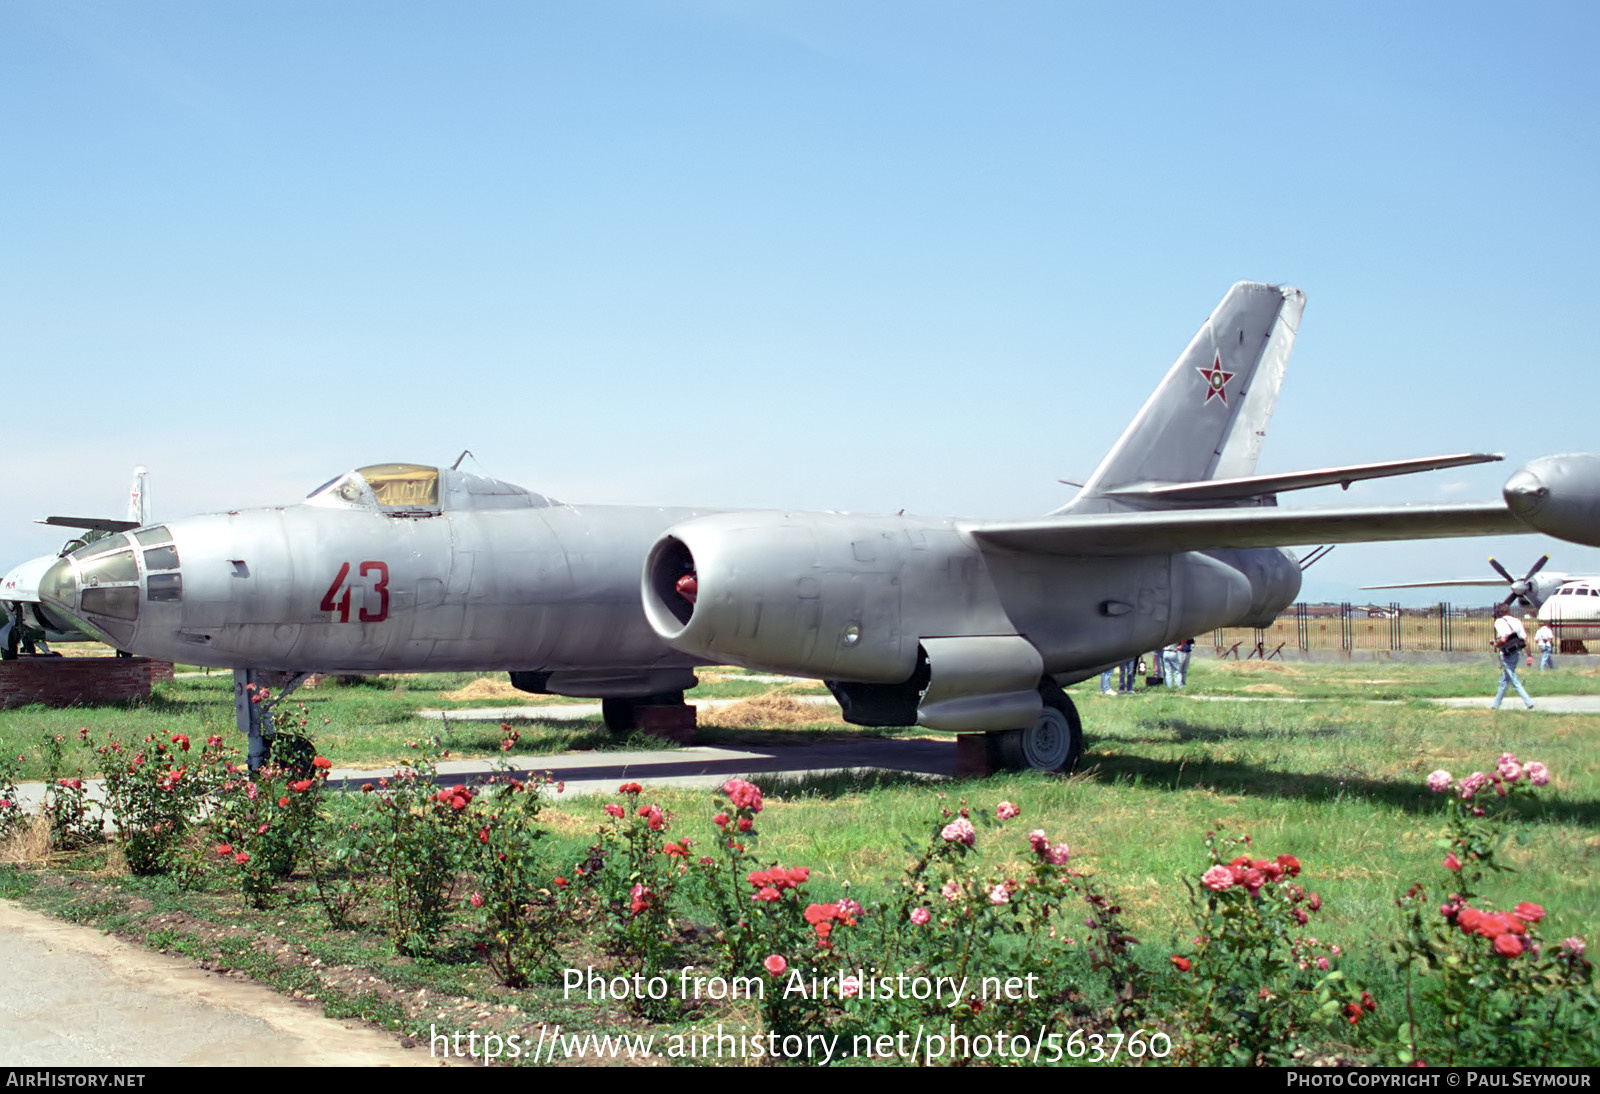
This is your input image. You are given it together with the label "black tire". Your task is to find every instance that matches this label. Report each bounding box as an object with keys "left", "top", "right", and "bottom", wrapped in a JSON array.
[
  {"left": 1019, "top": 681, "right": 1083, "bottom": 773},
  {"left": 601, "top": 698, "right": 636, "bottom": 736},
  {"left": 268, "top": 734, "right": 318, "bottom": 780}
]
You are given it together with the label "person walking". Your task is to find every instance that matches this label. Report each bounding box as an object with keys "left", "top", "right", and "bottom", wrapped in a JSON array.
[{"left": 1491, "top": 605, "right": 1535, "bottom": 710}]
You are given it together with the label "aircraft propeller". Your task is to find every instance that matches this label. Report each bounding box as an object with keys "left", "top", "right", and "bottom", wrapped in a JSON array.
[{"left": 1488, "top": 555, "right": 1551, "bottom": 608}]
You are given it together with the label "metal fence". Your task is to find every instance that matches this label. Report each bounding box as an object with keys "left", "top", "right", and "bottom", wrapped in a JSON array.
[{"left": 1212, "top": 602, "right": 1499, "bottom": 658}]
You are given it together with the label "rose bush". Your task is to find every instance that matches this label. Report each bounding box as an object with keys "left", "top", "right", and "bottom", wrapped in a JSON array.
[{"left": 1388, "top": 755, "right": 1597, "bottom": 1066}]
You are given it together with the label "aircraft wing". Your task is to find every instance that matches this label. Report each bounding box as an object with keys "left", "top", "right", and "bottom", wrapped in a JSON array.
[
  {"left": 965, "top": 502, "right": 1531, "bottom": 557},
  {"left": 1101, "top": 453, "right": 1503, "bottom": 504}
]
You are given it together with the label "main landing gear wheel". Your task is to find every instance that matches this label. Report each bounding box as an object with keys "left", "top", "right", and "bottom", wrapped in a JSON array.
[{"left": 993, "top": 682, "right": 1083, "bottom": 773}]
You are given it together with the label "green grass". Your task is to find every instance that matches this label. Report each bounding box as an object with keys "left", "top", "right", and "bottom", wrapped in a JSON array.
[{"left": 2, "top": 658, "right": 1596, "bottom": 1064}]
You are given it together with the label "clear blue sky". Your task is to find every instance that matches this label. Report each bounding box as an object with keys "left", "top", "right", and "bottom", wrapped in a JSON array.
[{"left": 4, "top": 1, "right": 1598, "bottom": 603}]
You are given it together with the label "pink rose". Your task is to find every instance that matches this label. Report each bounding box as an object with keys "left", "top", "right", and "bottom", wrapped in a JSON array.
[
  {"left": 941, "top": 879, "right": 961, "bottom": 903},
  {"left": 988, "top": 883, "right": 1011, "bottom": 905},
  {"left": 1046, "top": 843, "right": 1070, "bottom": 866},
  {"left": 910, "top": 907, "right": 931, "bottom": 925},
  {"left": 1525, "top": 762, "right": 1550, "bottom": 787},
  {"left": 722, "top": 779, "right": 764, "bottom": 814},
  {"left": 941, "top": 818, "right": 976, "bottom": 846},
  {"left": 763, "top": 954, "right": 787, "bottom": 976},
  {"left": 1426, "top": 770, "right": 1453, "bottom": 793},
  {"left": 996, "top": 801, "right": 1020, "bottom": 820},
  {"left": 1201, "top": 865, "right": 1235, "bottom": 891}
]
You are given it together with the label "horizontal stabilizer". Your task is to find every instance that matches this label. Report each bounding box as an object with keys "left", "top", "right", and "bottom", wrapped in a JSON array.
[
  {"left": 1361, "top": 578, "right": 1509, "bottom": 590},
  {"left": 38, "top": 516, "right": 141, "bottom": 533},
  {"left": 967, "top": 502, "right": 1531, "bottom": 557},
  {"left": 1104, "top": 453, "right": 1503, "bottom": 505}
]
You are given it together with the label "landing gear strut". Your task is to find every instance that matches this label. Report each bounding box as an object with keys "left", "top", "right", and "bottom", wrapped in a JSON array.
[
  {"left": 990, "top": 680, "right": 1083, "bottom": 773},
  {"left": 235, "top": 668, "right": 313, "bottom": 772}
]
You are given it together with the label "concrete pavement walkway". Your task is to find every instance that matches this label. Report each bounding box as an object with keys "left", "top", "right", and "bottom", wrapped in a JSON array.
[{"left": 0, "top": 900, "right": 444, "bottom": 1066}]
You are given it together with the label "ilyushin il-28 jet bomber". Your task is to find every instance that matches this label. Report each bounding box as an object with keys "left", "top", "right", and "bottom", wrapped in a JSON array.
[{"left": 36, "top": 283, "right": 1546, "bottom": 771}]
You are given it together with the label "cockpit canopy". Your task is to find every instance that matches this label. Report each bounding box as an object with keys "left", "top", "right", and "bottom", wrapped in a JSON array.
[{"left": 305, "top": 463, "right": 557, "bottom": 516}]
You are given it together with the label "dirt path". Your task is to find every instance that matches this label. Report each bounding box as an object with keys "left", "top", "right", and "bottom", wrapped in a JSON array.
[{"left": 0, "top": 899, "right": 448, "bottom": 1067}]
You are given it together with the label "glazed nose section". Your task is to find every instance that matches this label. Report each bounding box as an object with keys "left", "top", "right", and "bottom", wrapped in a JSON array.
[
  {"left": 35, "top": 525, "right": 189, "bottom": 650},
  {"left": 38, "top": 556, "right": 78, "bottom": 616}
]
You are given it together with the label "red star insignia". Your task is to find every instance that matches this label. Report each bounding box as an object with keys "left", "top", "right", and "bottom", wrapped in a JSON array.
[{"left": 1197, "top": 352, "right": 1234, "bottom": 405}]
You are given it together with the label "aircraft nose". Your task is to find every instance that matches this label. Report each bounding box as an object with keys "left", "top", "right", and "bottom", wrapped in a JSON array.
[{"left": 38, "top": 556, "right": 78, "bottom": 615}]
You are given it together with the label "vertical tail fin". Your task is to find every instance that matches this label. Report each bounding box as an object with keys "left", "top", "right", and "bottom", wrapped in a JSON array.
[
  {"left": 126, "top": 466, "right": 149, "bottom": 525},
  {"left": 1059, "top": 282, "right": 1305, "bottom": 514}
]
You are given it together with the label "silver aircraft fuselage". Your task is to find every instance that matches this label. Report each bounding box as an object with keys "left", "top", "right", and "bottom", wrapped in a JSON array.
[{"left": 37, "top": 464, "right": 1300, "bottom": 690}]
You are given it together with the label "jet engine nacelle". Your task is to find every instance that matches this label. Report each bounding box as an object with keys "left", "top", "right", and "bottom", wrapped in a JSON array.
[
  {"left": 1505, "top": 454, "right": 1600, "bottom": 549},
  {"left": 1199, "top": 547, "right": 1304, "bottom": 629},
  {"left": 642, "top": 512, "right": 915, "bottom": 682}
]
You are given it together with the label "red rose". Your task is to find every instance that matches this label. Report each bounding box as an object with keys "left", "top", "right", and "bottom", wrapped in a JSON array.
[
  {"left": 1494, "top": 933, "right": 1524, "bottom": 957},
  {"left": 1170, "top": 955, "right": 1191, "bottom": 972}
]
